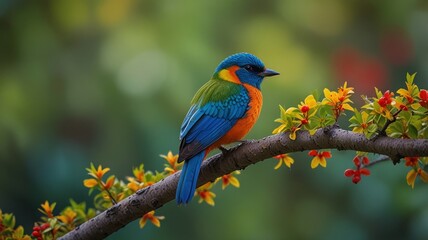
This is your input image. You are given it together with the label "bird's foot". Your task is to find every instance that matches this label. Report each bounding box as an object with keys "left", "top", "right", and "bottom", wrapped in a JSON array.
[
  {"left": 218, "top": 146, "right": 230, "bottom": 155},
  {"left": 219, "top": 140, "right": 254, "bottom": 155},
  {"left": 237, "top": 139, "right": 254, "bottom": 144}
]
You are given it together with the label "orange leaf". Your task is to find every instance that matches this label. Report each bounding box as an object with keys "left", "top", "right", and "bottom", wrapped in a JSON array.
[{"left": 83, "top": 179, "right": 98, "bottom": 188}]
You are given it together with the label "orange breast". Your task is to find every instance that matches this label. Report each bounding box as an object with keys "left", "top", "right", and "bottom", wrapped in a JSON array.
[{"left": 208, "top": 84, "right": 263, "bottom": 151}]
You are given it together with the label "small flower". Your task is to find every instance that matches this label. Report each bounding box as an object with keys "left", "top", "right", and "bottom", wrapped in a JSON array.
[
  {"left": 378, "top": 90, "right": 393, "bottom": 107},
  {"left": 289, "top": 126, "right": 301, "bottom": 140},
  {"left": 86, "top": 163, "right": 110, "bottom": 180},
  {"left": 57, "top": 208, "right": 77, "bottom": 226},
  {"left": 160, "top": 151, "right": 181, "bottom": 175},
  {"left": 322, "top": 83, "right": 354, "bottom": 119},
  {"left": 84, "top": 164, "right": 116, "bottom": 191},
  {"left": 38, "top": 201, "right": 56, "bottom": 218},
  {"left": 132, "top": 164, "right": 145, "bottom": 182},
  {"left": 397, "top": 85, "right": 414, "bottom": 104},
  {"left": 308, "top": 150, "right": 332, "bottom": 168},
  {"left": 272, "top": 106, "right": 298, "bottom": 135},
  {"left": 404, "top": 157, "right": 419, "bottom": 167},
  {"left": 350, "top": 111, "right": 373, "bottom": 134},
  {"left": 196, "top": 182, "right": 216, "bottom": 206},
  {"left": 338, "top": 81, "right": 354, "bottom": 100},
  {"left": 406, "top": 167, "right": 428, "bottom": 189},
  {"left": 220, "top": 171, "right": 240, "bottom": 189},
  {"left": 274, "top": 154, "right": 295, "bottom": 169},
  {"left": 126, "top": 177, "right": 144, "bottom": 192},
  {"left": 139, "top": 211, "right": 165, "bottom": 228},
  {"left": 344, "top": 156, "right": 371, "bottom": 184}
]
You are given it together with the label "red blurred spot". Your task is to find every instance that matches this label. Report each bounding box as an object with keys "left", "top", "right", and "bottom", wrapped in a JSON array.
[
  {"left": 380, "top": 29, "right": 413, "bottom": 66},
  {"left": 332, "top": 46, "right": 388, "bottom": 96}
]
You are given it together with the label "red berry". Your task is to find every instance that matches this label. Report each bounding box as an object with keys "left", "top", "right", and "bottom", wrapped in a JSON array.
[
  {"left": 301, "top": 119, "right": 309, "bottom": 125},
  {"left": 353, "top": 156, "right": 360, "bottom": 166},
  {"left": 352, "top": 175, "right": 361, "bottom": 184},
  {"left": 32, "top": 231, "right": 41, "bottom": 237},
  {"left": 301, "top": 105, "right": 310, "bottom": 113},
  {"left": 344, "top": 169, "right": 355, "bottom": 177},
  {"left": 41, "top": 223, "right": 50, "bottom": 230},
  {"left": 362, "top": 157, "right": 370, "bottom": 165},
  {"left": 33, "top": 226, "right": 41, "bottom": 231},
  {"left": 420, "top": 89, "right": 428, "bottom": 100},
  {"left": 360, "top": 168, "right": 371, "bottom": 176}
]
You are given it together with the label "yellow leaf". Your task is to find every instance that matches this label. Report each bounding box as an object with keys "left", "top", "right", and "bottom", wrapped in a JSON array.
[
  {"left": 139, "top": 218, "right": 147, "bottom": 228},
  {"left": 151, "top": 217, "right": 161, "bottom": 227},
  {"left": 228, "top": 176, "right": 240, "bottom": 188},
  {"left": 323, "top": 88, "right": 332, "bottom": 98},
  {"left": 272, "top": 124, "right": 286, "bottom": 134},
  {"left": 419, "top": 169, "right": 428, "bottom": 183},
  {"left": 342, "top": 103, "right": 354, "bottom": 111},
  {"left": 319, "top": 157, "right": 327, "bottom": 168},
  {"left": 274, "top": 159, "right": 282, "bottom": 170},
  {"left": 104, "top": 175, "right": 115, "bottom": 189},
  {"left": 311, "top": 157, "right": 320, "bottom": 169},
  {"left": 83, "top": 179, "right": 98, "bottom": 188},
  {"left": 289, "top": 131, "right": 296, "bottom": 140},
  {"left": 406, "top": 169, "right": 417, "bottom": 189},
  {"left": 284, "top": 156, "right": 294, "bottom": 168}
]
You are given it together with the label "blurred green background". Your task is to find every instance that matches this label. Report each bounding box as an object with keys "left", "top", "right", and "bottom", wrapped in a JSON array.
[{"left": 1, "top": 0, "right": 428, "bottom": 239}]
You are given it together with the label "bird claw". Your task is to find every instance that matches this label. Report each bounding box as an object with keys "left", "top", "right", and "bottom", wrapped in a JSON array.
[
  {"left": 236, "top": 139, "right": 255, "bottom": 146},
  {"left": 218, "top": 146, "right": 230, "bottom": 155},
  {"left": 219, "top": 140, "right": 253, "bottom": 155}
]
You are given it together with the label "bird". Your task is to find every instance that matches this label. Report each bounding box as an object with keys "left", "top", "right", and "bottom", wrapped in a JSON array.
[{"left": 176, "top": 52, "right": 279, "bottom": 204}]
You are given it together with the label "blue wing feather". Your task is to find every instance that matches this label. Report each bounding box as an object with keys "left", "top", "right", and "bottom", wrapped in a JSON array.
[{"left": 178, "top": 85, "right": 249, "bottom": 162}]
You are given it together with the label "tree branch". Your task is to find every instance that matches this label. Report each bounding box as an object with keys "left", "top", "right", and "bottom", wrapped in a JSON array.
[{"left": 59, "top": 127, "right": 428, "bottom": 240}]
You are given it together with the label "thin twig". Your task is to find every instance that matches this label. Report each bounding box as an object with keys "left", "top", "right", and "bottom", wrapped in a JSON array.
[
  {"left": 363, "top": 155, "right": 391, "bottom": 168},
  {"left": 378, "top": 109, "right": 402, "bottom": 136}
]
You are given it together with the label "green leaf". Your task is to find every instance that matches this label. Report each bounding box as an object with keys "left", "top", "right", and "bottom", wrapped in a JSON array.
[
  {"left": 375, "top": 87, "right": 383, "bottom": 98},
  {"left": 279, "top": 105, "right": 287, "bottom": 119},
  {"left": 13, "top": 226, "right": 25, "bottom": 238},
  {"left": 387, "top": 121, "right": 404, "bottom": 137},
  {"left": 367, "top": 124, "right": 378, "bottom": 133},
  {"left": 422, "top": 126, "right": 428, "bottom": 138},
  {"left": 399, "top": 109, "right": 412, "bottom": 121},
  {"left": 3, "top": 213, "right": 16, "bottom": 228},
  {"left": 311, "top": 89, "right": 321, "bottom": 102},
  {"left": 389, "top": 132, "right": 403, "bottom": 138},
  {"left": 406, "top": 72, "right": 416, "bottom": 85},
  {"left": 318, "top": 104, "right": 332, "bottom": 117},
  {"left": 408, "top": 124, "right": 418, "bottom": 138}
]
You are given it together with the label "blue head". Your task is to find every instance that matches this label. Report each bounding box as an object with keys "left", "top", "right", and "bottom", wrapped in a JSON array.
[{"left": 214, "top": 52, "right": 279, "bottom": 89}]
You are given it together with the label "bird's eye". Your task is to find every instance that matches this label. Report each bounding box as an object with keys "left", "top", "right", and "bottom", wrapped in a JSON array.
[{"left": 243, "top": 64, "right": 263, "bottom": 73}]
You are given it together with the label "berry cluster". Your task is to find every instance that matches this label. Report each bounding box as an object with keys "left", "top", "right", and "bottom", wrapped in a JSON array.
[
  {"left": 344, "top": 156, "right": 371, "bottom": 184},
  {"left": 32, "top": 223, "right": 50, "bottom": 240}
]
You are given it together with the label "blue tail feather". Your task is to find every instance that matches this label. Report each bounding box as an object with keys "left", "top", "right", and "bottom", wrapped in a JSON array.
[{"left": 176, "top": 151, "right": 204, "bottom": 204}]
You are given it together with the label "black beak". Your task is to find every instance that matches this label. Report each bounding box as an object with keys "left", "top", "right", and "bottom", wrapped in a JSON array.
[{"left": 258, "top": 68, "right": 280, "bottom": 77}]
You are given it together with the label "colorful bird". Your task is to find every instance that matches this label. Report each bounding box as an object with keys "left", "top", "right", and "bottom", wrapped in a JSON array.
[{"left": 176, "top": 52, "right": 279, "bottom": 204}]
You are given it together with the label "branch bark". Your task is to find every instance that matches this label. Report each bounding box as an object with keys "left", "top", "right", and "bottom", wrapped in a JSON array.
[{"left": 59, "top": 127, "right": 428, "bottom": 240}]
